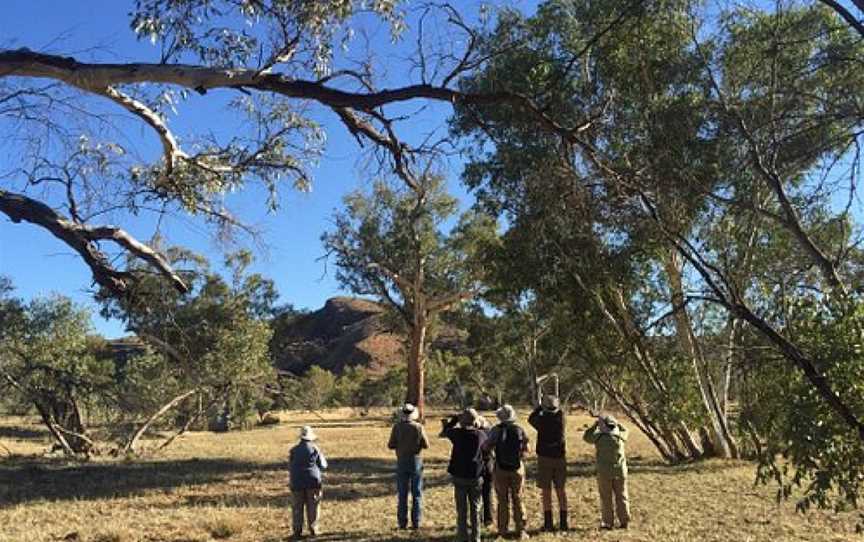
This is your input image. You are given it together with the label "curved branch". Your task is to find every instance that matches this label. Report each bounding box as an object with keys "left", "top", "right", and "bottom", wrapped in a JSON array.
[
  {"left": 101, "top": 86, "right": 187, "bottom": 172},
  {"left": 0, "top": 49, "right": 595, "bottom": 143},
  {"left": 0, "top": 190, "right": 187, "bottom": 295}
]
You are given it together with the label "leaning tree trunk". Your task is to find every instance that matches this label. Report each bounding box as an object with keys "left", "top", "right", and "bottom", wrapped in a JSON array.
[
  {"left": 664, "top": 251, "right": 738, "bottom": 459},
  {"left": 123, "top": 389, "right": 199, "bottom": 455}
]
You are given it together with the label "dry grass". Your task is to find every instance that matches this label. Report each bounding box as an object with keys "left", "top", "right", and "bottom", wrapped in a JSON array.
[{"left": 0, "top": 409, "right": 858, "bottom": 541}]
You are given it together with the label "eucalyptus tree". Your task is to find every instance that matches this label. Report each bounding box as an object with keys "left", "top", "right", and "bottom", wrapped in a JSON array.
[
  {"left": 323, "top": 174, "right": 495, "bottom": 419},
  {"left": 0, "top": 292, "right": 108, "bottom": 456},
  {"left": 99, "top": 249, "right": 275, "bottom": 452},
  {"left": 0, "top": 1, "right": 600, "bottom": 302},
  {"left": 453, "top": 0, "right": 864, "bottom": 507}
]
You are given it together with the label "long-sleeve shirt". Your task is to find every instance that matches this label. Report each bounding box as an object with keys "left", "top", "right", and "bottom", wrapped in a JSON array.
[
  {"left": 289, "top": 440, "right": 328, "bottom": 490},
  {"left": 583, "top": 423, "right": 628, "bottom": 478},
  {"left": 528, "top": 407, "right": 566, "bottom": 458},
  {"left": 441, "top": 421, "right": 487, "bottom": 479},
  {"left": 388, "top": 420, "right": 430, "bottom": 459}
]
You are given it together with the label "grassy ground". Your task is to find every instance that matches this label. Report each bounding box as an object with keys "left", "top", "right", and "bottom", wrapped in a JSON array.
[{"left": 0, "top": 409, "right": 858, "bottom": 542}]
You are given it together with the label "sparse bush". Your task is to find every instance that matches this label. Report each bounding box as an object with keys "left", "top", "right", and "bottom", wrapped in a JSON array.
[
  {"left": 205, "top": 516, "right": 244, "bottom": 539},
  {"left": 258, "top": 411, "right": 281, "bottom": 426}
]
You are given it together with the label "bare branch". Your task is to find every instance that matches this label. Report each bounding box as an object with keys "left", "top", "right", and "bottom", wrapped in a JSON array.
[{"left": 0, "top": 190, "right": 187, "bottom": 296}]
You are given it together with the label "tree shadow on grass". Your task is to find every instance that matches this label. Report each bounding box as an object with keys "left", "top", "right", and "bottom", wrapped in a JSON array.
[
  {"left": 0, "top": 425, "right": 49, "bottom": 440},
  {"left": 176, "top": 456, "right": 452, "bottom": 508},
  {"left": 627, "top": 458, "right": 750, "bottom": 476},
  {"left": 261, "top": 530, "right": 459, "bottom": 542},
  {"left": 0, "top": 457, "right": 285, "bottom": 508},
  {"left": 0, "top": 455, "right": 453, "bottom": 509}
]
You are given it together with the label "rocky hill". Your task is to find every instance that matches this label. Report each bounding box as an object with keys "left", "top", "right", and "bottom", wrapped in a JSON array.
[{"left": 271, "top": 297, "right": 465, "bottom": 375}]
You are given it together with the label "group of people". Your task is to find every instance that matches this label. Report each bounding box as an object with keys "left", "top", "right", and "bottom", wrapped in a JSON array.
[{"left": 287, "top": 397, "right": 631, "bottom": 540}]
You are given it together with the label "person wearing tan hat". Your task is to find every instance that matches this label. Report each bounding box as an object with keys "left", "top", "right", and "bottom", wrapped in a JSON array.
[
  {"left": 528, "top": 395, "right": 568, "bottom": 531},
  {"left": 440, "top": 408, "right": 487, "bottom": 542},
  {"left": 289, "top": 426, "right": 328, "bottom": 538},
  {"left": 483, "top": 404, "right": 530, "bottom": 539},
  {"left": 583, "top": 414, "right": 630, "bottom": 529},
  {"left": 388, "top": 403, "right": 430, "bottom": 530}
]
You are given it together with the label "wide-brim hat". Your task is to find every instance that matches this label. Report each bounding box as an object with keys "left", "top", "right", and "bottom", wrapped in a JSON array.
[
  {"left": 496, "top": 404, "right": 516, "bottom": 423},
  {"left": 401, "top": 403, "right": 419, "bottom": 421},
  {"left": 299, "top": 425, "right": 318, "bottom": 441}
]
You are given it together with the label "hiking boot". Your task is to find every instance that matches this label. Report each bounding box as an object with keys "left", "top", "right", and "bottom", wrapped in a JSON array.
[
  {"left": 517, "top": 531, "right": 530, "bottom": 540},
  {"left": 542, "top": 511, "right": 554, "bottom": 532}
]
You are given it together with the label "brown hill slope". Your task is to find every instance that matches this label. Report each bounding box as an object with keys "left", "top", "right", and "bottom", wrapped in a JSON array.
[{"left": 271, "top": 297, "right": 465, "bottom": 375}]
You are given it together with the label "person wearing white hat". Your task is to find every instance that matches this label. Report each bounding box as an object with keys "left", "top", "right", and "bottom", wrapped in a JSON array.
[
  {"left": 483, "top": 404, "right": 530, "bottom": 539},
  {"left": 289, "top": 425, "right": 328, "bottom": 538},
  {"left": 583, "top": 414, "right": 630, "bottom": 530},
  {"left": 387, "top": 403, "right": 430, "bottom": 530}
]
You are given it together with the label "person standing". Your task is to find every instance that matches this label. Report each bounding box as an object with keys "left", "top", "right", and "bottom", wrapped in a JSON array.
[
  {"left": 528, "top": 395, "right": 568, "bottom": 532},
  {"left": 440, "top": 408, "right": 487, "bottom": 542},
  {"left": 484, "top": 404, "right": 530, "bottom": 540},
  {"left": 387, "top": 403, "right": 430, "bottom": 530},
  {"left": 289, "top": 426, "right": 328, "bottom": 539},
  {"left": 477, "top": 415, "right": 495, "bottom": 527},
  {"left": 583, "top": 415, "right": 630, "bottom": 530}
]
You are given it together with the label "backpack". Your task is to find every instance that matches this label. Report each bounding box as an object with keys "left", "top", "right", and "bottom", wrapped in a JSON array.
[{"left": 495, "top": 424, "right": 524, "bottom": 471}]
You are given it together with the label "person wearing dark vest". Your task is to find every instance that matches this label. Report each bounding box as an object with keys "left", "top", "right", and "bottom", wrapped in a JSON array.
[
  {"left": 440, "top": 408, "right": 487, "bottom": 542},
  {"left": 477, "top": 416, "right": 495, "bottom": 527},
  {"left": 528, "top": 395, "right": 568, "bottom": 532},
  {"left": 387, "top": 403, "right": 430, "bottom": 530},
  {"left": 483, "top": 404, "right": 530, "bottom": 540},
  {"left": 289, "top": 426, "right": 328, "bottom": 539}
]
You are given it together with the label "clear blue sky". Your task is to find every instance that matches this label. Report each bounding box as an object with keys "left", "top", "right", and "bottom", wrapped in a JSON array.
[{"left": 0, "top": 1, "right": 533, "bottom": 337}]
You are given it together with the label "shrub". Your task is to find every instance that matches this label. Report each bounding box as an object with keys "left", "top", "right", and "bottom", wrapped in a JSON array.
[{"left": 205, "top": 516, "right": 244, "bottom": 539}]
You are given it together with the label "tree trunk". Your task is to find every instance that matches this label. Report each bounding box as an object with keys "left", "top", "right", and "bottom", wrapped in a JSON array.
[
  {"left": 123, "top": 389, "right": 199, "bottom": 455},
  {"left": 407, "top": 311, "right": 428, "bottom": 421},
  {"left": 664, "top": 250, "right": 737, "bottom": 459}
]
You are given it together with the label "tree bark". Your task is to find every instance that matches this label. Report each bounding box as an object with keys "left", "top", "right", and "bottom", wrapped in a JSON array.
[
  {"left": 407, "top": 311, "right": 428, "bottom": 421},
  {"left": 123, "top": 389, "right": 199, "bottom": 455},
  {"left": 0, "top": 190, "right": 187, "bottom": 296},
  {"left": 663, "top": 250, "right": 737, "bottom": 459}
]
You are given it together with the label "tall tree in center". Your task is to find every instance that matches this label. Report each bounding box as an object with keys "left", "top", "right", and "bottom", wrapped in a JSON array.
[{"left": 323, "top": 174, "right": 495, "bottom": 419}]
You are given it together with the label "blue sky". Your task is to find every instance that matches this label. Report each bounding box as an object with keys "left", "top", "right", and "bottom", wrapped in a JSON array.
[{"left": 0, "top": 1, "right": 531, "bottom": 337}]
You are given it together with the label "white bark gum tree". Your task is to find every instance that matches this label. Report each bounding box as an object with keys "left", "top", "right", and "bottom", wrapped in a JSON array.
[
  {"left": 663, "top": 249, "right": 738, "bottom": 459},
  {"left": 0, "top": 45, "right": 593, "bottom": 300}
]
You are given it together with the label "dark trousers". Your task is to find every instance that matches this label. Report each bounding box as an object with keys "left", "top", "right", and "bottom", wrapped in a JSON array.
[
  {"left": 452, "top": 476, "right": 483, "bottom": 542},
  {"left": 481, "top": 469, "right": 493, "bottom": 525}
]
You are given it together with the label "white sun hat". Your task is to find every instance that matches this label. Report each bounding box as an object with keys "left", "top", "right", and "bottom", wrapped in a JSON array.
[
  {"left": 299, "top": 425, "right": 318, "bottom": 441},
  {"left": 496, "top": 404, "right": 516, "bottom": 423}
]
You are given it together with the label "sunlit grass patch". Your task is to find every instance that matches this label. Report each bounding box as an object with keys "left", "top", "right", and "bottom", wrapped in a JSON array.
[{"left": 0, "top": 408, "right": 858, "bottom": 542}]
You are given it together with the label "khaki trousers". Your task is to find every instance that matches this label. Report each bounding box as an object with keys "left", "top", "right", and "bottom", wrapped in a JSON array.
[
  {"left": 597, "top": 475, "right": 629, "bottom": 527},
  {"left": 292, "top": 488, "right": 322, "bottom": 536},
  {"left": 493, "top": 467, "right": 526, "bottom": 534}
]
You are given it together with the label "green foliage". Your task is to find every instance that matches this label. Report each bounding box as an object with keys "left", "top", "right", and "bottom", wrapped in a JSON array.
[
  {"left": 99, "top": 250, "right": 276, "bottom": 432},
  {"left": 745, "top": 299, "right": 864, "bottom": 512}
]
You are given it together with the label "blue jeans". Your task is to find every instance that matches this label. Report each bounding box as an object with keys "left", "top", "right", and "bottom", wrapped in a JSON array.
[{"left": 396, "top": 456, "right": 423, "bottom": 527}]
